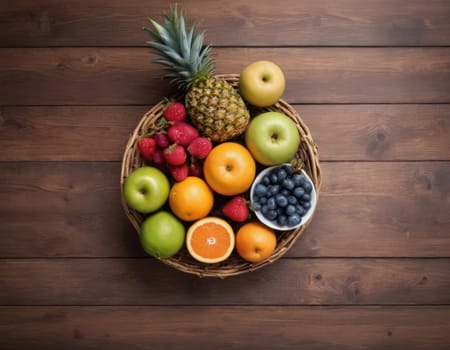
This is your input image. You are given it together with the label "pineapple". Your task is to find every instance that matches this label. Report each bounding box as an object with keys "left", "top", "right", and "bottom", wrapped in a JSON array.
[{"left": 144, "top": 7, "right": 250, "bottom": 142}]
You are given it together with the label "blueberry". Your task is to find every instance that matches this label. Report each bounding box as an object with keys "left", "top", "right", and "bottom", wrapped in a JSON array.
[
  {"left": 262, "top": 175, "right": 270, "bottom": 185},
  {"left": 267, "top": 197, "right": 276, "bottom": 210},
  {"left": 288, "top": 196, "right": 297, "bottom": 205},
  {"left": 281, "top": 189, "right": 290, "bottom": 196},
  {"left": 275, "top": 194, "right": 288, "bottom": 207},
  {"left": 294, "top": 187, "right": 305, "bottom": 198},
  {"left": 252, "top": 202, "right": 262, "bottom": 211},
  {"left": 277, "top": 168, "right": 288, "bottom": 181},
  {"left": 260, "top": 196, "right": 267, "bottom": 204},
  {"left": 301, "top": 193, "right": 311, "bottom": 202},
  {"left": 302, "top": 201, "right": 311, "bottom": 210},
  {"left": 285, "top": 204, "right": 297, "bottom": 216},
  {"left": 295, "top": 205, "right": 305, "bottom": 216},
  {"left": 261, "top": 205, "right": 269, "bottom": 215},
  {"left": 270, "top": 173, "right": 278, "bottom": 184},
  {"left": 269, "top": 185, "right": 280, "bottom": 195},
  {"left": 277, "top": 215, "right": 287, "bottom": 226},
  {"left": 293, "top": 173, "right": 303, "bottom": 186},
  {"left": 265, "top": 209, "right": 278, "bottom": 221},
  {"left": 284, "top": 165, "right": 294, "bottom": 176},
  {"left": 287, "top": 214, "right": 302, "bottom": 226},
  {"left": 294, "top": 173, "right": 307, "bottom": 186},
  {"left": 254, "top": 183, "right": 267, "bottom": 197},
  {"left": 299, "top": 177, "right": 308, "bottom": 188},
  {"left": 303, "top": 181, "right": 313, "bottom": 194},
  {"left": 282, "top": 178, "right": 295, "bottom": 190}
]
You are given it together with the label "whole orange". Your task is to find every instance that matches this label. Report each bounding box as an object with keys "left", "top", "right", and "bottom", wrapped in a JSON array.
[
  {"left": 203, "top": 142, "right": 256, "bottom": 196},
  {"left": 169, "top": 177, "right": 214, "bottom": 221},
  {"left": 236, "top": 222, "right": 277, "bottom": 263}
]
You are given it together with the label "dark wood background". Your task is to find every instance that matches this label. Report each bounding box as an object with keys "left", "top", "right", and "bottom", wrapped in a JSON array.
[{"left": 1, "top": 0, "right": 450, "bottom": 349}]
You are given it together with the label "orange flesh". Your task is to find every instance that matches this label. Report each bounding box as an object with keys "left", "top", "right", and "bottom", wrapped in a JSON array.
[{"left": 190, "top": 222, "right": 231, "bottom": 259}]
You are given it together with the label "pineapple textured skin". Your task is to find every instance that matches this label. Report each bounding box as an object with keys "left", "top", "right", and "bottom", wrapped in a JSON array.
[{"left": 186, "top": 77, "right": 250, "bottom": 142}]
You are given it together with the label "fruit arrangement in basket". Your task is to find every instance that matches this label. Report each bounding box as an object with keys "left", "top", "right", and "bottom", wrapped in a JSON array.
[{"left": 121, "top": 7, "right": 321, "bottom": 277}]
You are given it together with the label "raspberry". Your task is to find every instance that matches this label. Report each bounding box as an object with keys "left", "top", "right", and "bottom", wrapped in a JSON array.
[
  {"left": 152, "top": 147, "right": 165, "bottom": 165},
  {"left": 154, "top": 133, "right": 170, "bottom": 148},
  {"left": 188, "top": 160, "right": 203, "bottom": 177}
]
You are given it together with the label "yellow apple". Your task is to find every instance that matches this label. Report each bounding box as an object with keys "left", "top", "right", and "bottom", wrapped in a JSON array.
[{"left": 239, "top": 61, "right": 286, "bottom": 107}]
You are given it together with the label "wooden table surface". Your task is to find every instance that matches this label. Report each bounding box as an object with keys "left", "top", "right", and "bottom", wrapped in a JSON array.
[{"left": 1, "top": 1, "right": 450, "bottom": 349}]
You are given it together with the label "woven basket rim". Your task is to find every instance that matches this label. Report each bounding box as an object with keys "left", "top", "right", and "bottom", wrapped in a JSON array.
[{"left": 120, "top": 73, "right": 321, "bottom": 278}]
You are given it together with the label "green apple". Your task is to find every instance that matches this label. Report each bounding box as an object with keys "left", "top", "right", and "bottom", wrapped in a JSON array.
[
  {"left": 123, "top": 166, "right": 170, "bottom": 213},
  {"left": 140, "top": 211, "right": 185, "bottom": 259},
  {"left": 245, "top": 112, "right": 300, "bottom": 166},
  {"left": 239, "top": 60, "right": 285, "bottom": 107}
]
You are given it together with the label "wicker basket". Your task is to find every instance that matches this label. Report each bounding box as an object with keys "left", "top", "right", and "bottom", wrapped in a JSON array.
[{"left": 120, "top": 74, "right": 322, "bottom": 278}]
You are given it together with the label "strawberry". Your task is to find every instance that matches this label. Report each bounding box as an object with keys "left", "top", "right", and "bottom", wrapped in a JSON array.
[
  {"left": 163, "top": 144, "right": 187, "bottom": 166},
  {"left": 187, "top": 137, "right": 213, "bottom": 159},
  {"left": 164, "top": 102, "right": 186, "bottom": 122},
  {"left": 188, "top": 160, "right": 203, "bottom": 177},
  {"left": 137, "top": 137, "right": 156, "bottom": 161},
  {"left": 167, "top": 122, "right": 199, "bottom": 146},
  {"left": 170, "top": 163, "right": 189, "bottom": 182},
  {"left": 222, "top": 196, "right": 249, "bottom": 222},
  {"left": 154, "top": 133, "right": 170, "bottom": 148}
]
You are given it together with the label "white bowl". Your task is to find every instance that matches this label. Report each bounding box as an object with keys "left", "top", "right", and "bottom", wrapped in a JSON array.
[{"left": 250, "top": 164, "right": 317, "bottom": 231}]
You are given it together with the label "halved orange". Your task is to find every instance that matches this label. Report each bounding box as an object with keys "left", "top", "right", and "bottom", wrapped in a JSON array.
[{"left": 186, "top": 217, "right": 235, "bottom": 264}]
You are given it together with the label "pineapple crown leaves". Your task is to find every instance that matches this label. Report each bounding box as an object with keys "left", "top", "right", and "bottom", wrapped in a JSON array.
[{"left": 143, "top": 6, "right": 214, "bottom": 91}]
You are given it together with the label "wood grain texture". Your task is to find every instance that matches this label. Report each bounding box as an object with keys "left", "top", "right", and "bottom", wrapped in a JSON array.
[
  {"left": 300, "top": 104, "right": 450, "bottom": 161},
  {"left": 1, "top": 104, "right": 449, "bottom": 161},
  {"left": 0, "top": 258, "right": 449, "bottom": 305},
  {"left": 0, "top": 162, "right": 143, "bottom": 258},
  {"left": 1, "top": 0, "right": 449, "bottom": 47},
  {"left": 0, "top": 106, "right": 146, "bottom": 161},
  {"left": 0, "top": 306, "right": 449, "bottom": 350},
  {"left": 0, "top": 162, "right": 448, "bottom": 258},
  {"left": 1, "top": 47, "right": 449, "bottom": 105},
  {"left": 1, "top": 0, "right": 449, "bottom": 347}
]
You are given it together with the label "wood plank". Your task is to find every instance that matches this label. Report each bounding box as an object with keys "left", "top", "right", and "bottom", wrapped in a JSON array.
[
  {"left": 0, "top": 306, "right": 449, "bottom": 350},
  {"left": 0, "top": 162, "right": 144, "bottom": 258},
  {"left": 1, "top": 105, "right": 449, "bottom": 161},
  {"left": 300, "top": 104, "right": 450, "bottom": 161},
  {"left": 1, "top": 0, "right": 449, "bottom": 47},
  {"left": 0, "top": 258, "right": 449, "bottom": 305},
  {"left": 0, "top": 106, "right": 146, "bottom": 161},
  {"left": 0, "top": 162, "right": 448, "bottom": 258},
  {"left": 1, "top": 47, "right": 449, "bottom": 105}
]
